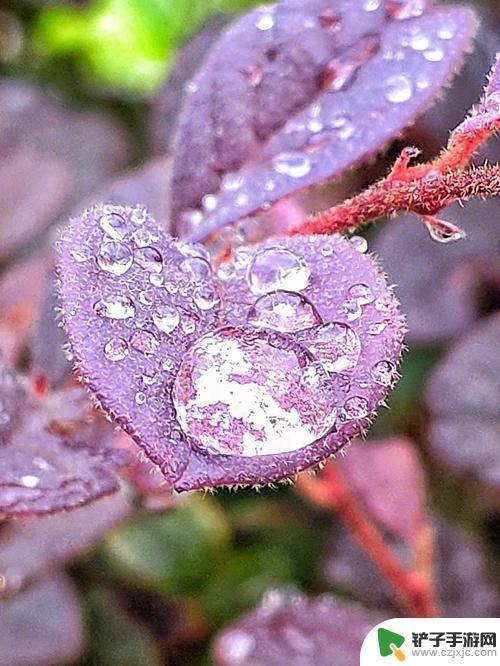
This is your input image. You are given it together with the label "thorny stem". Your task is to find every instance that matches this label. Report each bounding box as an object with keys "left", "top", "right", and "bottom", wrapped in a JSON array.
[
  {"left": 291, "top": 164, "right": 500, "bottom": 237},
  {"left": 297, "top": 464, "right": 439, "bottom": 618}
]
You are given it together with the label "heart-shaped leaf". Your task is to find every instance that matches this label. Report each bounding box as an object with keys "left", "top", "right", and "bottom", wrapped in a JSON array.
[
  {"left": 169, "top": 0, "right": 476, "bottom": 240},
  {"left": 213, "top": 591, "right": 382, "bottom": 666},
  {"left": 0, "top": 375, "right": 128, "bottom": 517},
  {"left": 58, "top": 205, "right": 404, "bottom": 490}
]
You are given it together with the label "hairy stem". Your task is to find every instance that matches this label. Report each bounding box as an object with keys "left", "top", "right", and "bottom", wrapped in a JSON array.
[
  {"left": 297, "top": 465, "right": 438, "bottom": 617},
  {"left": 291, "top": 165, "right": 500, "bottom": 237}
]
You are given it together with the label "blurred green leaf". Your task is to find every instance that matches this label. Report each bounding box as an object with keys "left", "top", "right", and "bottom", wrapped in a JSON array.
[
  {"left": 84, "top": 588, "right": 162, "bottom": 666},
  {"left": 32, "top": 0, "right": 261, "bottom": 94},
  {"left": 104, "top": 496, "right": 231, "bottom": 595}
]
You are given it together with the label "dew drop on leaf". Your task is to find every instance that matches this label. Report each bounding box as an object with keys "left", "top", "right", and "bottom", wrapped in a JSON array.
[
  {"left": 247, "top": 291, "right": 321, "bottom": 333},
  {"left": 93, "top": 295, "right": 135, "bottom": 320},
  {"left": 246, "top": 247, "right": 310, "bottom": 295},
  {"left": 97, "top": 241, "right": 133, "bottom": 276}
]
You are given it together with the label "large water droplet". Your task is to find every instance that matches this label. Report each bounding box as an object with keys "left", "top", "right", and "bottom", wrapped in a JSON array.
[
  {"left": 173, "top": 327, "right": 337, "bottom": 457},
  {"left": 153, "top": 304, "right": 180, "bottom": 334},
  {"left": 423, "top": 216, "right": 466, "bottom": 244},
  {"left": 273, "top": 153, "right": 312, "bottom": 178},
  {"left": 385, "top": 74, "right": 413, "bottom": 103},
  {"left": 97, "top": 241, "right": 133, "bottom": 276},
  {"left": 104, "top": 336, "right": 129, "bottom": 362},
  {"left": 303, "top": 322, "right": 361, "bottom": 373},
  {"left": 94, "top": 295, "right": 135, "bottom": 320},
  {"left": 135, "top": 247, "right": 163, "bottom": 273},
  {"left": 247, "top": 247, "right": 310, "bottom": 295},
  {"left": 99, "top": 212, "right": 128, "bottom": 240},
  {"left": 247, "top": 291, "right": 321, "bottom": 333}
]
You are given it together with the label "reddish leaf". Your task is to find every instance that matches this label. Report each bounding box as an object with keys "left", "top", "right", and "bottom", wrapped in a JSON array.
[
  {"left": 0, "top": 492, "right": 131, "bottom": 598},
  {"left": 372, "top": 198, "right": 500, "bottom": 344},
  {"left": 425, "top": 313, "right": 500, "bottom": 496},
  {"left": 0, "top": 382, "right": 129, "bottom": 517},
  {"left": 335, "top": 438, "right": 425, "bottom": 542},
  {"left": 0, "top": 575, "right": 84, "bottom": 665},
  {"left": 169, "top": 0, "right": 476, "bottom": 240},
  {"left": 58, "top": 205, "right": 404, "bottom": 489},
  {"left": 213, "top": 591, "right": 381, "bottom": 666},
  {"left": 323, "top": 518, "right": 500, "bottom": 617}
]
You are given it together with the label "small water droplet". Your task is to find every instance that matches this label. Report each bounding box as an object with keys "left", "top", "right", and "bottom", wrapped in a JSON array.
[
  {"left": 97, "top": 241, "right": 133, "bottom": 276},
  {"left": 153, "top": 304, "right": 180, "bottom": 334},
  {"left": 342, "top": 299, "right": 363, "bottom": 321},
  {"left": 350, "top": 236, "right": 368, "bottom": 253},
  {"left": 385, "top": 74, "right": 413, "bottom": 103},
  {"left": 485, "top": 91, "right": 500, "bottom": 115},
  {"left": 104, "top": 337, "right": 129, "bottom": 361},
  {"left": 221, "top": 173, "right": 244, "bottom": 192},
  {"left": 371, "top": 360, "right": 396, "bottom": 386},
  {"left": 181, "top": 315, "right": 197, "bottom": 335},
  {"left": 437, "top": 25, "right": 455, "bottom": 40},
  {"left": 247, "top": 247, "right": 311, "bottom": 295},
  {"left": 303, "top": 322, "right": 361, "bottom": 373},
  {"left": 139, "top": 290, "right": 153, "bottom": 306},
  {"left": 409, "top": 33, "right": 430, "bottom": 51},
  {"left": 70, "top": 248, "right": 90, "bottom": 263},
  {"left": 133, "top": 246, "right": 163, "bottom": 273},
  {"left": 343, "top": 395, "right": 369, "bottom": 419},
  {"left": 363, "top": 0, "right": 380, "bottom": 11},
  {"left": 202, "top": 193, "right": 218, "bottom": 212},
  {"left": 256, "top": 12, "right": 274, "bottom": 31},
  {"left": 247, "top": 291, "right": 321, "bottom": 333},
  {"left": 193, "top": 284, "right": 220, "bottom": 310},
  {"left": 150, "top": 274, "right": 164, "bottom": 287},
  {"left": 135, "top": 391, "right": 147, "bottom": 405},
  {"left": 347, "top": 283, "right": 375, "bottom": 305},
  {"left": 21, "top": 474, "right": 39, "bottom": 488},
  {"left": 130, "top": 329, "right": 159, "bottom": 355},
  {"left": 273, "top": 152, "right": 311, "bottom": 178},
  {"left": 94, "top": 295, "right": 135, "bottom": 320},
  {"left": 181, "top": 256, "right": 212, "bottom": 282},
  {"left": 424, "top": 46, "right": 444, "bottom": 62},
  {"left": 423, "top": 216, "right": 466, "bottom": 244},
  {"left": 132, "top": 228, "right": 159, "bottom": 248},
  {"left": 99, "top": 211, "right": 128, "bottom": 240},
  {"left": 367, "top": 321, "right": 387, "bottom": 335}
]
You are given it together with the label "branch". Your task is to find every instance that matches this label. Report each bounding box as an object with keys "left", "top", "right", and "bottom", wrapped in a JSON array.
[
  {"left": 297, "top": 464, "right": 439, "bottom": 618},
  {"left": 290, "top": 165, "right": 499, "bottom": 236}
]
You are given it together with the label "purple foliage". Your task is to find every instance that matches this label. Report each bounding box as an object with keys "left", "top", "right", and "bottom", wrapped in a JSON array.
[
  {"left": 213, "top": 591, "right": 382, "bottom": 666},
  {"left": 0, "top": 378, "right": 128, "bottom": 517},
  {"left": 0, "top": 575, "right": 84, "bottom": 665},
  {"left": 57, "top": 205, "right": 404, "bottom": 490},
  {"left": 0, "top": 493, "right": 131, "bottom": 599},
  {"left": 170, "top": 0, "right": 476, "bottom": 240},
  {"left": 425, "top": 312, "right": 500, "bottom": 494}
]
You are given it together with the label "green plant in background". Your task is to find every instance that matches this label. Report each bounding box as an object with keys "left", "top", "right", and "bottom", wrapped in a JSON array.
[{"left": 33, "top": 0, "right": 260, "bottom": 95}]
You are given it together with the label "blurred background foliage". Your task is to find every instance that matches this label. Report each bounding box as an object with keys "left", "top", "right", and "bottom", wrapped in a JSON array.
[{"left": 0, "top": 1, "right": 499, "bottom": 665}]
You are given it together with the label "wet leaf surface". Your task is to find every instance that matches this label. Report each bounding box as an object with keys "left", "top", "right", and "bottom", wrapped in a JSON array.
[
  {"left": 323, "top": 518, "right": 500, "bottom": 617},
  {"left": 169, "top": 0, "right": 476, "bottom": 240},
  {"left": 213, "top": 591, "right": 382, "bottom": 666},
  {"left": 0, "top": 492, "right": 131, "bottom": 599},
  {"left": 0, "top": 575, "right": 84, "bottom": 666},
  {"left": 0, "top": 384, "right": 129, "bottom": 517},
  {"left": 58, "top": 205, "right": 404, "bottom": 489},
  {"left": 372, "top": 198, "right": 500, "bottom": 344},
  {"left": 425, "top": 312, "right": 500, "bottom": 492}
]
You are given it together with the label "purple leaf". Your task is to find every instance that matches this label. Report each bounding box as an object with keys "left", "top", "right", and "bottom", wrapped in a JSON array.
[
  {"left": 0, "top": 79, "right": 130, "bottom": 260},
  {"left": 213, "top": 591, "right": 382, "bottom": 666},
  {"left": 372, "top": 198, "right": 500, "bottom": 344},
  {"left": 169, "top": 0, "right": 476, "bottom": 241},
  {"left": 0, "top": 575, "right": 84, "bottom": 665},
  {"left": 425, "top": 312, "right": 500, "bottom": 496},
  {"left": 0, "top": 492, "right": 131, "bottom": 599},
  {"left": 323, "top": 518, "right": 500, "bottom": 617},
  {"left": 58, "top": 205, "right": 404, "bottom": 489},
  {"left": 0, "top": 382, "right": 129, "bottom": 517},
  {"left": 335, "top": 438, "right": 425, "bottom": 542}
]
